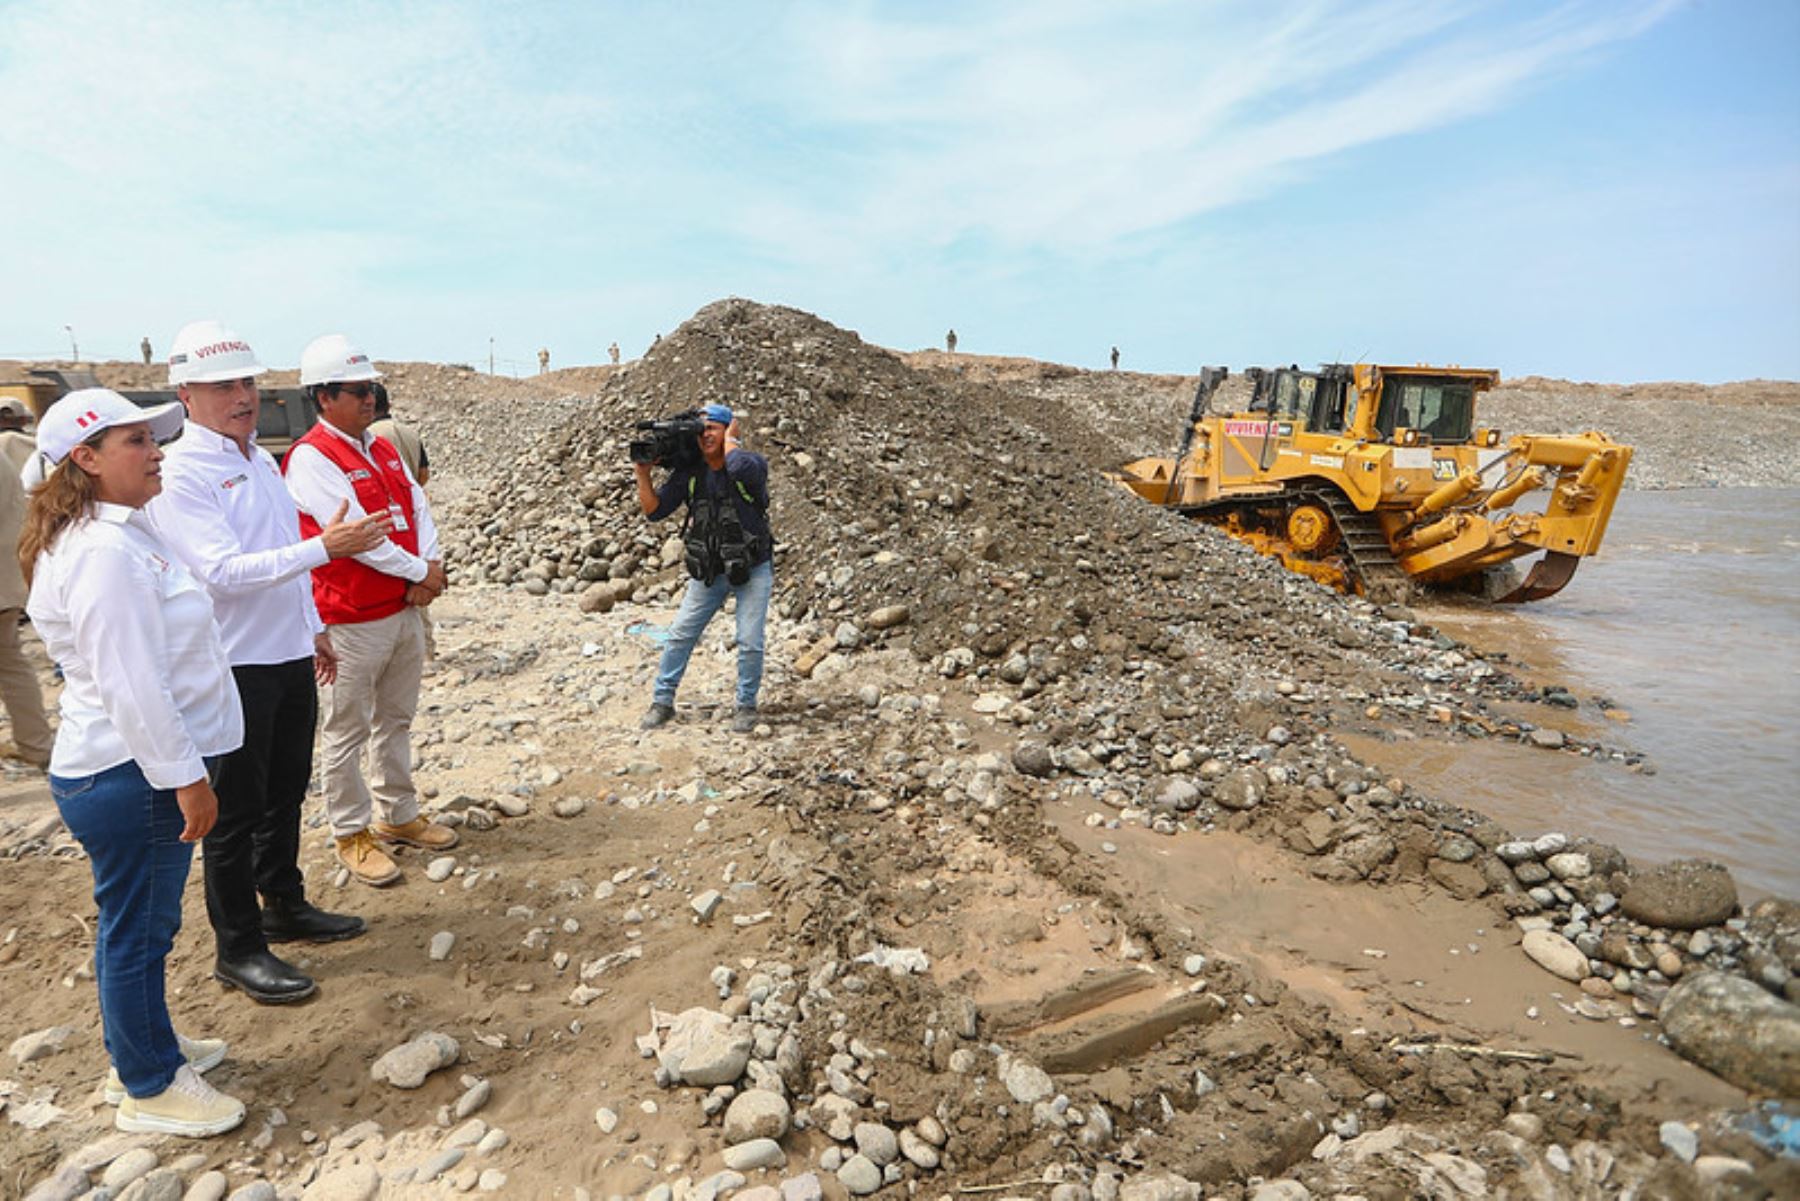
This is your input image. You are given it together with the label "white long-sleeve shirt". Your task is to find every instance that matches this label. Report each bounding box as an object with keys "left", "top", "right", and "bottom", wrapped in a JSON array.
[
  {"left": 27, "top": 503, "right": 243, "bottom": 789},
  {"left": 284, "top": 420, "right": 439, "bottom": 582},
  {"left": 145, "top": 425, "right": 326, "bottom": 667}
]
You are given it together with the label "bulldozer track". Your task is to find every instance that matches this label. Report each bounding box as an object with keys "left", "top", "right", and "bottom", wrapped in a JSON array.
[
  {"left": 1307, "top": 488, "right": 1412, "bottom": 598},
  {"left": 1178, "top": 488, "right": 1412, "bottom": 600}
]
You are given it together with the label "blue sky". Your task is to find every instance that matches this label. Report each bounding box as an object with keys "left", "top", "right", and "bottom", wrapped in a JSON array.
[{"left": 1, "top": 0, "right": 1795, "bottom": 382}]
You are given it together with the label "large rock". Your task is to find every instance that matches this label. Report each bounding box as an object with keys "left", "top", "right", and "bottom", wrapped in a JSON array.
[
  {"left": 1012, "top": 741, "right": 1055, "bottom": 778},
  {"left": 810, "top": 1092, "right": 860, "bottom": 1140},
  {"left": 8, "top": 1025, "right": 75, "bottom": 1065},
  {"left": 1520, "top": 930, "right": 1590, "bottom": 981},
  {"left": 1334, "top": 832, "right": 1397, "bottom": 879},
  {"left": 722, "top": 1139, "right": 786, "bottom": 1171},
  {"left": 1620, "top": 860, "right": 1738, "bottom": 930},
  {"left": 852, "top": 1122, "right": 898, "bottom": 1167},
  {"left": 1659, "top": 971, "right": 1800, "bottom": 1096},
  {"left": 837, "top": 1154, "right": 882, "bottom": 1196},
  {"left": 1000, "top": 1054, "right": 1054, "bottom": 1104},
  {"left": 1118, "top": 1174, "right": 1202, "bottom": 1201},
  {"left": 723, "top": 1089, "right": 792, "bottom": 1143},
  {"left": 370, "top": 1032, "right": 459, "bottom": 1088},
  {"left": 1214, "top": 768, "right": 1266, "bottom": 811},
  {"left": 658, "top": 1007, "right": 752, "bottom": 1086},
  {"left": 301, "top": 1164, "right": 382, "bottom": 1201}
]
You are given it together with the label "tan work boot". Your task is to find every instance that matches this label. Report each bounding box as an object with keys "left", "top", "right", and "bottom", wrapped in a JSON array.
[
  {"left": 104, "top": 1033, "right": 228, "bottom": 1105},
  {"left": 336, "top": 829, "right": 402, "bottom": 886},
  {"left": 373, "top": 816, "right": 460, "bottom": 851},
  {"left": 115, "top": 1064, "right": 245, "bottom": 1137}
]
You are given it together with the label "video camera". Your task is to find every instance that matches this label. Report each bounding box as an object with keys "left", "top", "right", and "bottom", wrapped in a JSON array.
[{"left": 629, "top": 409, "right": 705, "bottom": 471}]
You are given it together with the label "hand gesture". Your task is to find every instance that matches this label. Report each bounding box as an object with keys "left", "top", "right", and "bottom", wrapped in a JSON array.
[{"left": 320, "top": 499, "right": 393, "bottom": 560}]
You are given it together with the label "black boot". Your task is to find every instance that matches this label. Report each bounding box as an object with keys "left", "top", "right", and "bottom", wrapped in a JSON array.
[
  {"left": 214, "top": 950, "right": 317, "bottom": 1005},
  {"left": 262, "top": 896, "right": 366, "bottom": 944}
]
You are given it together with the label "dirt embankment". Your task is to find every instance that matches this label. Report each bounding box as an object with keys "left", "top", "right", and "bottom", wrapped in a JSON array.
[
  {"left": 2, "top": 309, "right": 1796, "bottom": 1199},
  {"left": 897, "top": 354, "right": 1800, "bottom": 491}
]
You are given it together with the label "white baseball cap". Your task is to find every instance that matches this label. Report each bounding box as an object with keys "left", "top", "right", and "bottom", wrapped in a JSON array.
[{"left": 37, "top": 388, "right": 184, "bottom": 466}]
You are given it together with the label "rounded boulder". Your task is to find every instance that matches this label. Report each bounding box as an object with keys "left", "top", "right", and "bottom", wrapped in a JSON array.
[
  {"left": 1620, "top": 859, "right": 1738, "bottom": 930},
  {"left": 1659, "top": 971, "right": 1800, "bottom": 1096},
  {"left": 722, "top": 1089, "right": 792, "bottom": 1144}
]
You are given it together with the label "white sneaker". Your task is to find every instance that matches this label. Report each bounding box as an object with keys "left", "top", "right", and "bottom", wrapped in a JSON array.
[
  {"left": 103, "top": 1034, "right": 229, "bottom": 1106},
  {"left": 115, "top": 1064, "right": 244, "bottom": 1138}
]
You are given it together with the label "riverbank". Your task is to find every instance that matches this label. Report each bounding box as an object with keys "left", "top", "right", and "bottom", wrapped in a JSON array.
[{"left": 2, "top": 306, "right": 1795, "bottom": 1198}]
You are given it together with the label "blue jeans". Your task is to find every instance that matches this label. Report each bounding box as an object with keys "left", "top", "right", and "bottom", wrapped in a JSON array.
[
  {"left": 653, "top": 559, "right": 773, "bottom": 710},
  {"left": 52, "top": 760, "right": 195, "bottom": 1099}
]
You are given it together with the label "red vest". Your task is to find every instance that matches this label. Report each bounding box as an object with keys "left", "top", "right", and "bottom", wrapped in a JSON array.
[{"left": 283, "top": 424, "right": 421, "bottom": 625}]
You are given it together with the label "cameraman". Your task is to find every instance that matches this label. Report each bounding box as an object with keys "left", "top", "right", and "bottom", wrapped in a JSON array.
[{"left": 633, "top": 404, "right": 771, "bottom": 733}]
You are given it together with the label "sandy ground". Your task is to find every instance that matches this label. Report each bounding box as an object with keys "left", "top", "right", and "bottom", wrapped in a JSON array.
[
  {"left": 1, "top": 327, "right": 1796, "bottom": 1198},
  {"left": 2, "top": 582, "right": 1787, "bottom": 1197}
]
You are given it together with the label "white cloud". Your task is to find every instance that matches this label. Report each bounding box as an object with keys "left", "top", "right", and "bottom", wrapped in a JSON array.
[
  {"left": 737, "top": 0, "right": 1684, "bottom": 259},
  {"left": 0, "top": 0, "right": 1729, "bottom": 372}
]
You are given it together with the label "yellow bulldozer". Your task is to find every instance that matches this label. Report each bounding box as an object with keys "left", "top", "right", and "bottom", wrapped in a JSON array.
[{"left": 1109, "top": 364, "right": 1631, "bottom": 602}]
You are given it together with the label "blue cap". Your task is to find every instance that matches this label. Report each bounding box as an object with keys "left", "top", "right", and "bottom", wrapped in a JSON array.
[{"left": 702, "top": 403, "right": 734, "bottom": 426}]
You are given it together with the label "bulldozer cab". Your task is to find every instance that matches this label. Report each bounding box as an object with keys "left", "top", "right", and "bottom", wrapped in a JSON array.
[
  {"left": 1356, "top": 367, "right": 1499, "bottom": 446},
  {"left": 1251, "top": 365, "right": 1353, "bottom": 434}
]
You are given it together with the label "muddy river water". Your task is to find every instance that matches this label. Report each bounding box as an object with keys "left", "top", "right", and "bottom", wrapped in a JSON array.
[{"left": 1392, "top": 487, "right": 1798, "bottom": 899}]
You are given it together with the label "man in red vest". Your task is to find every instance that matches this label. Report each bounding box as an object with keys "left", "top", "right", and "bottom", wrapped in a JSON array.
[{"left": 284, "top": 334, "right": 456, "bottom": 886}]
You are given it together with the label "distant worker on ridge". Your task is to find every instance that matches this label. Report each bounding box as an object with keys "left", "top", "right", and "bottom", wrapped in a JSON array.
[
  {"left": 609, "top": 341, "right": 621, "bottom": 366},
  {"left": 1111, "top": 346, "right": 1120, "bottom": 370},
  {"left": 537, "top": 348, "right": 550, "bottom": 374},
  {"left": 141, "top": 336, "right": 154, "bottom": 366},
  {"left": 946, "top": 329, "right": 958, "bottom": 354}
]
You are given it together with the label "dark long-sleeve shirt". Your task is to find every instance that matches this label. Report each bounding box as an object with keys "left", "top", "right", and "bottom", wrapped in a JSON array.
[{"left": 649, "top": 449, "right": 772, "bottom": 564}]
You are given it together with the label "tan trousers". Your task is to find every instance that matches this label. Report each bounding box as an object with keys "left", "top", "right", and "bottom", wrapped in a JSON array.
[
  {"left": 0, "top": 608, "right": 52, "bottom": 765},
  {"left": 319, "top": 607, "right": 426, "bottom": 838}
]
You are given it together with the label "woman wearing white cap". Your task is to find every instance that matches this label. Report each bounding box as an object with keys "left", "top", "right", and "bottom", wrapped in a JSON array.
[{"left": 20, "top": 388, "right": 247, "bottom": 1137}]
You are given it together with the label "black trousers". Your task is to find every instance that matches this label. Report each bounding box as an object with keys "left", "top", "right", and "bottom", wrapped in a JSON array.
[{"left": 204, "top": 657, "right": 316, "bottom": 959}]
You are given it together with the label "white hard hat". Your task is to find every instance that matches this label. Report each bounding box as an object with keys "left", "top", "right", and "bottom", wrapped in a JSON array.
[
  {"left": 168, "top": 319, "right": 267, "bottom": 386},
  {"left": 300, "top": 334, "right": 382, "bottom": 386},
  {"left": 37, "top": 388, "right": 184, "bottom": 466}
]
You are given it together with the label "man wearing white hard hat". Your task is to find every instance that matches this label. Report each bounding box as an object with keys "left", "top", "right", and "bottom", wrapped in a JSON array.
[
  {"left": 148, "top": 320, "right": 389, "bottom": 1005},
  {"left": 283, "top": 334, "right": 455, "bottom": 887}
]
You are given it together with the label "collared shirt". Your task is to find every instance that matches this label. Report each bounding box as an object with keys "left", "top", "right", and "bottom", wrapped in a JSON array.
[
  {"left": 26, "top": 503, "right": 243, "bottom": 789},
  {"left": 285, "top": 419, "right": 439, "bottom": 582},
  {"left": 146, "top": 425, "right": 327, "bottom": 667}
]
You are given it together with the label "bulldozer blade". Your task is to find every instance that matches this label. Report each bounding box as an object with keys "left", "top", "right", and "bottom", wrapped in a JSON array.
[{"left": 1495, "top": 551, "right": 1580, "bottom": 603}]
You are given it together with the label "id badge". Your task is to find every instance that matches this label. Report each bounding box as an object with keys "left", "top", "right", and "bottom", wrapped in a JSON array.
[{"left": 388, "top": 502, "right": 410, "bottom": 533}]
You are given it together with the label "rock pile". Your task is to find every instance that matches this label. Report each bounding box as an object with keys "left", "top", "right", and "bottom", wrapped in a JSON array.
[{"left": 636, "top": 958, "right": 956, "bottom": 1198}]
